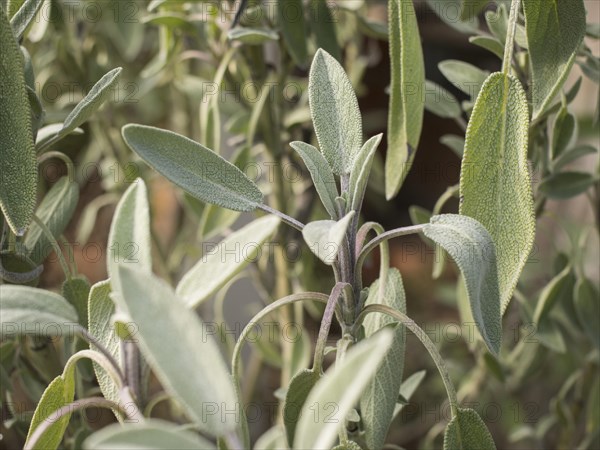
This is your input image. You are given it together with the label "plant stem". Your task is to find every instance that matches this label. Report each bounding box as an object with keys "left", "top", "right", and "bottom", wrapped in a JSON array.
[
  {"left": 258, "top": 203, "right": 305, "bottom": 231},
  {"left": 313, "top": 283, "right": 351, "bottom": 374},
  {"left": 355, "top": 305, "right": 459, "bottom": 417},
  {"left": 75, "top": 326, "right": 125, "bottom": 385},
  {"left": 502, "top": 0, "right": 522, "bottom": 75}
]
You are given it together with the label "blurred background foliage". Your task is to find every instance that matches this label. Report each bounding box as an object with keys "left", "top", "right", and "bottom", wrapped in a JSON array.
[{"left": 1, "top": 0, "right": 598, "bottom": 449}]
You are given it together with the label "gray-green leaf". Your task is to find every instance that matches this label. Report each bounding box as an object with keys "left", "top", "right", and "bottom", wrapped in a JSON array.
[
  {"left": 538, "top": 172, "right": 597, "bottom": 200},
  {"left": 460, "top": 72, "right": 535, "bottom": 315},
  {"left": 83, "top": 419, "right": 216, "bottom": 450},
  {"left": 349, "top": 134, "right": 383, "bottom": 212},
  {"left": 443, "top": 407, "right": 496, "bottom": 450},
  {"left": 24, "top": 177, "right": 79, "bottom": 264},
  {"left": 10, "top": 0, "right": 43, "bottom": 39},
  {"left": 424, "top": 80, "right": 462, "bottom": 119},
  {"left": 107, "top": 179, "right": 152, "bottom": 295},
  {"left": 424, "top": 214, "right": 501, "bottom": 355},
  {"left": 227, "top": 27, "right": 279, "bottom": 45},
  {"left": 574, "top": 278, "right": 600, "bottom": 349},
  {"left": 309, "top": 48, "right": 362, "bottom": 175},
  {"left": 290, "top": 141, "right": 339, "bottom": 218},
  {"left": 278, "top": 0, "right": 307, "bottom": 66},
  {"left": 176, "top": 215, "right": 280, "bottom": 308},
  {"left": 59, "top": 67, "right": 123, "bottom": 137},
  {"left": 386, "top": 0, "right": 425, "bottom": 199},
  {"left": 0, "top": 285, "right": 78, "bottom": 336},
  {"left": 523, "top": 0, "right": 586, "bottom": 119},
  {"left": 284, "top": 368, "right": 320, "bottom": 447},
  {"left": 122, "top": 125, "right": 263, "bottom": 211},
  {"left": 115, "top": 265, "right": 237, "bottom": 436},
  {"left": 293, "top": 330, "right": 394, "bottom": 450},
  {"left": 438, "top": 60, "right": 489, "bottom": 100},
  {"left": 302, "top": 211, "right": 355, "bottom": 265},
  {"left": 88, "top": 280, "right": 122, "bottom": 418},
  {"left": 360, "top": 268, "right": 407, "bottom": 450},
  {"left": 0, "top": 5, "right": 37, "bottom": 235}
]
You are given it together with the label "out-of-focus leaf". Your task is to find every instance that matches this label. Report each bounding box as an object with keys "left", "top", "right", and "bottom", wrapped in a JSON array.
[
  {"left": 294, "top": 330, "right": 394, "bottom": 450},
  {"left": 553, "top": 145, "right": 598, "bottom": 171},
  {"left": 386, "top": 0, "right": 425, "bottom": 199},
  {"left": 279, "top": 0, "right": 307, "bottom": 66},
  {"left": 574, "top": 278, "right": 600, "bottom": 348},
  {"left": 538, "top": 172, "right": 597, "bottom": 200},
  {"left": 469, "top": 36, "right": 504, "bottom": 59},
  {"left": 552, "top": 106, "right": 576, "bottom": 159},
  {"left": 438, "top": 60, "right": 489, "bottom": 100},
  {"left": 424, "top": 80, "right": 462, "bottom": 119},
  {"left": 440, "top": 134, "right": 465, "bottom": 158},
  {"left": 176, "top": 216, "right": 280, "bottom": 308},
  {"left": 310, "top": 0, "right": 340, "bottom": 61},
  {"left": 523, "top": 0, "right": 586, "bottom": 119},
  {"left": 61, "top": 276, "right": 90, "bottom": 328},
  {"left": 24, "top": 177, "right": 79, "bottom": 264},
  {"left": 227, "top": 27, "right": 279, "bottom": 45},
  {"left": 10, "top": 0, "right": 43, "bottom": 39}
]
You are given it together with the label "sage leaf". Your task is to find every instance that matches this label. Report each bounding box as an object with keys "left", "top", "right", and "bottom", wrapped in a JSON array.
[
  {"left": 25, "top": 374, "right": 75, "bottom": 450},
  {"left": 533, "top": 265, "right": 575, "bottom": 325},
  {"left": 538, "top": 172, "right": 597, "bottom": 200},
  {"left": 349, "top": 134, "right": 383, "bottom": 212},
  {"left": 360, "top": 268, "right": 407, "bottom": 450},
  {"left": 290, "top": 141, "right": 339, "bottom": 218},
  {"left": 227, "top": 27, "right": 279, "bottom": 45},
  {"left": 460, "top": 0, "right": 487, "bottom": 21},
  {"left": 438, "top": 60, "right": 489, "bottom": 99},
  {"left": 255, "top": 426, "right": 288, "bottom": 450},
  {"left": 551, "top": 106, "right": 576, "bottom": 158},
  {"left": 0, "top": 5, "right": 37, "bottom": 235},
  {"left": 36, "top": 123, "right": 83, "bottom": 147},
  {"left": 87, "top": 280, "right": 122, "bottom": 417},
  {"left": 293, "top": 329, "right": 394, "bottom": 450},
  {"left": 122, "top": 125, "right": 263, "bottom": 211},
  {"left": 460, "top": 72, "right": 535, "bottom": 314},
  {"left": 0, "top": 285, "right": 78, "bottom": 336},
  {"left": 424, "top": 80, "right": 462, "bottom": 119},
  {"left": 443, "top": 407, "right": 496, "bottom": 450},
  {"left": 176, "top": 215, "right": 280, "bottom": 308},
  {"left": 523, "top": 0, "right": 586, "bottom": 119},
  {"left": 279, "top": 0, "right": 307, "bottom": 66},
  {"left": 386, "top": 0, "right": 425, "bottom": 199},
  {"left": 469, "top": 36, "right": 504, "bottom": 59},
  {"left": 553, "top": 145, "right": 597, "bottom": 172},
  {"left": 284, "top": 368, "right": 320, "bottom": 447},
  {"left": 61, "top": 276, "right": 90, "bottom": 328},
  {"left": 440, "top": 134, "right": 465, "bottom": 158},
  {"left": 59, "top": 67, "right": 122, "bottom": 137},
  {"left": 24, "top": 177, "right": 79, "bottom": 264},
  {"left": 302, "top": 211, "right": 355, "bottom": 265},
  {"left": 116, "top": 265, "right": 237, "bottom": 436},
  {"left": 83, "top": 419, "right": 216, "bottom": 450},
  {"left": 574, "top": 278, "right": 600, "bottom": 349},
  {"left": 310, "top": 0, "right": 341, "bottom": 62},
  {"left": 10, "top": 0, "right": 43, "bottom": 39},
  {"left": 392, "top": 370, "right": 427, "bottom": 419},
  {"left": 309, "top": 48, "right": 362, "bottom": 175},
  {"left": 423, "top": 214, "right": 502, "bottom": 355},
  {"left": 107, "top": 179, "right": 152, "bottom": 294}
]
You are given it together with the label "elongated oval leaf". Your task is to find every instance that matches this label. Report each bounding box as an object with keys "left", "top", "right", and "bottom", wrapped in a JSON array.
[
  {"left": 25, "top": 374, "right": 75, "bottom": 450},
  {"left": 309, "top": 48, "right": 362, "bottom": 175},
  {"left": 176, "top": 215, "right": 280, "bottom": 308},
  {"left": 24, "top": 177, "right": 79, "bottom": 264},
  {"left": 107, "top": 179, "right": 152, "bottom": 294},
  {"left": 0, "top": 5, "right": 37, "bottom": 235},
  {"left": 443, "top": 407, "right": 496, "bottom": 450},
  {"left": 523, "top": 0, "right": 586, "bottom": 119},
  {"left": 122, "top": 124, "right": 263, "bottom": 211},
  {"left": 349, "top": 134, "right": 382, "bottom": 212},
  {"left": 88, "top": 280, "right": 122, "bottom": 418},
  {"left": 10, "top": 0, "right": 43, "bottom": 39},
  {"left": 460, "top": 72, "right": 535, "bottom": 315},
  {"left": 59, "top": 67, "right": 122, "bottom": 137},
  {"left": 438, "top": 60, "right": 489, "bottom": 100},
  {"left": 83, "top": 420, "right": 216, "bottom": 450},
  {"left": 360, "top": 268, "right": 406, "bottom": 450},
  {"left": 227, "top": 27, "right": 279, "bottom": 45},
  {"left": 533, "top": 265, "right": 574, "bottom": 324},
  {"left": 278, "top": 0, "right": 307, "bottom": 66},
  {"left": 302, "top": 211, "right": 355, "bottom": 265},
  {"left": 423, "top": 214, "right": 501, "bottom": 355},
  {"left": 294, "top": 330, "right": 394, "bottom": 450},
  {"left": 574, "top": 278, "right": 600, "bottom": 349},
  {"left": 116, "top": 265, "right": 237, "bottom": 436},
  {"left": 290, "top": 141, "right": 339, "bottom": 218},
  {"left": 0, "top": 285, "right": 78, "bottom": 336},
  {"left": 310, "top": 0, "right": 341, "bottom": 62},
  {"left": 424, "top": 80, "right": 462, "bottom": 119},
  {"left": 386, "top": 0, "right": 425, "bottom": 199},
  {"left": 284, "top": 368, "right": 320, "bottom": 447},
  {"left": 538, "top": 172, "right": 597, "bottom": 200}
]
